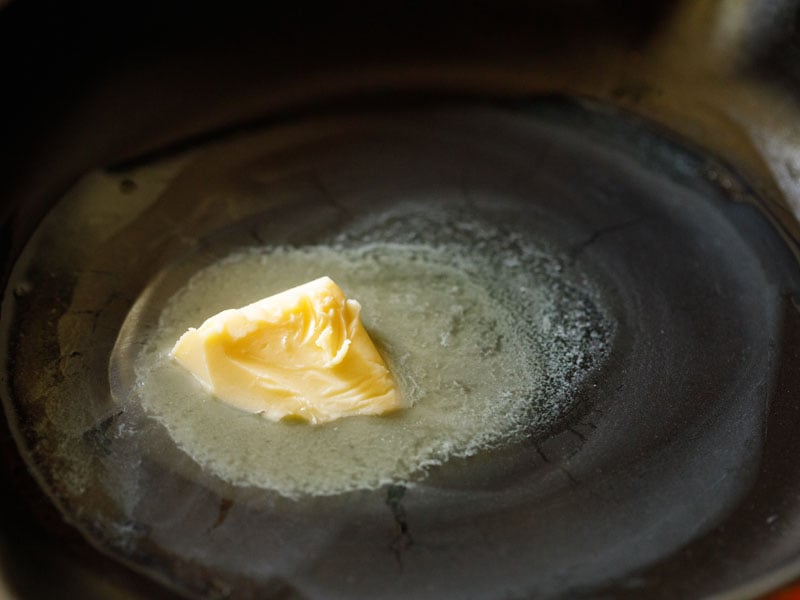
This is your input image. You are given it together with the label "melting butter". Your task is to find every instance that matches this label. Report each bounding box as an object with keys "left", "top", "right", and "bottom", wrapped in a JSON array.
[
  {"left": 170, "top": 277, "right": 403, "bottom": 424},
  {"left": 130, "top": 237, "right": 611, "bottom": 497}
]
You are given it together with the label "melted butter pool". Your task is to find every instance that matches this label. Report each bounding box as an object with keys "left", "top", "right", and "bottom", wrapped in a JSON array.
[{"left": 124, "top": 206, "right": 612, "bottom": 496}]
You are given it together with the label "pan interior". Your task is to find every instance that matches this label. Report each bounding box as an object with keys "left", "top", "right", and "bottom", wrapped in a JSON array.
[{"left": 2, "top": 99, "right": 800, "bottom": 598}]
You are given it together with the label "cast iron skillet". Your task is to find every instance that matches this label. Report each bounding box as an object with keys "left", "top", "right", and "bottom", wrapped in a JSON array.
[{"left": 2, "top": 1, "right": 800, "bottom": 599}]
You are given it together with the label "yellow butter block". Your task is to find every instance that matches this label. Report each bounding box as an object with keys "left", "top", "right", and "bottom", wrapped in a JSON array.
[{"left": 170, "top": 277, "right": 402, "bottom": 424}]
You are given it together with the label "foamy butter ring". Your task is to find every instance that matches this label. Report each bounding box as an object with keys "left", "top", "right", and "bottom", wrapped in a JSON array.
[{"left": 170, "top": 276, "right": 403, "bottom": 424}]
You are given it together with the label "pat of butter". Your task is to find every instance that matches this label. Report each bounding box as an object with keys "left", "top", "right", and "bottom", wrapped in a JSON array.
[{"left": 170, "top": 277, "right": 403, "bottom": 424}]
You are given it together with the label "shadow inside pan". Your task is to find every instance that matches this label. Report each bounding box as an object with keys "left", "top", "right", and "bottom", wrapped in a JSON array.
[{"left": 2, "top": 98, "right": 800, "bottom": 599}]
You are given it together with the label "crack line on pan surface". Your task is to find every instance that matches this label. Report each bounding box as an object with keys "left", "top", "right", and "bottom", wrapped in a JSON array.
[
  {"left": 250, "top": 228, "right": 266, "bottom": 245},
  {"left": 311, "top": 171, "right": 354, "bottom": 219},
  {"left": 532, "top": 442, "right": 551, "bottom": 464},
  {"left": 82, "top": 409, "right": 125, "bottom": 456},
  {"left": 533, "top": 442, "right": 579, "bottom": 486},
  {"left": 208, "top": 498, "right": 234, "bottom": 532},
  {"left": 567, "top": 426, "right": 588, "bottom": 443},
  {"left": 568, "top": 216, "right": 646, "bottom": 263},
  {"left": 66, "top": 291, "right": 123, "bottom": 335},
  {"left": 385, "top": 484, "right": 413, "bottom": 570}
]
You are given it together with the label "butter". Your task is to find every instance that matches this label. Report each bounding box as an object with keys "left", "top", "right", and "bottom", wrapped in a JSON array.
[{"left": 170, "top": 277, "right": 402, "bottom": 424}]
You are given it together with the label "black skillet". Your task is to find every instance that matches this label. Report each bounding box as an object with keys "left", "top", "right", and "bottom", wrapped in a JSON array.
[{"left": 2, "top": 2, "right": 800, "bottom": 598}]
